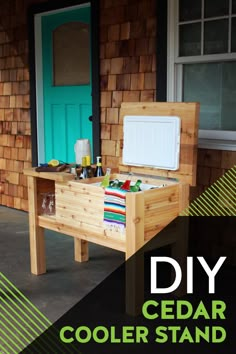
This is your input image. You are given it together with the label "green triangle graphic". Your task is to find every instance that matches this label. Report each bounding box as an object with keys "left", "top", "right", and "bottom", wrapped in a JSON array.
[
  {"left": 180, "top": 165, "right": 236, "bottom": 216},
  {"left": 0, "top": 272, "right": 52, "bottom": 353},
  {"left": 0, "top": 273, "right": 76, "bottom": 354}
]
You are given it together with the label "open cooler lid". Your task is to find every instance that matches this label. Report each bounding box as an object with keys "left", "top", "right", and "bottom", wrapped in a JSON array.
[
  {"left": 119, "top": 102, "right": 200, "bottom": 186},
  {"left": 123, "top": 115, "right": 181, "bottom": 171}
]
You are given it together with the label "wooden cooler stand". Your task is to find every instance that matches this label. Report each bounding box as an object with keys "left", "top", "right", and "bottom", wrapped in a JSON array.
[{"left": 24, "top": 102, "right": 199, "bottom": 311}]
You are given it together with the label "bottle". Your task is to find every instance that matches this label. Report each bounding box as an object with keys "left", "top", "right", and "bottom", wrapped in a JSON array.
[
  {"left": 85, "top": 155, "right": 94, "bottom": 178},
  {"left": 95, "top": 156, "right": 104, "bottom": 177},
  {"left": 70, "top": 164, "right": 77, "bottom": 176},
  {"left": 109, "top": 179, "right": 120, "bottom": 188},
  {"left": 100, "top": 168, "right": 111, "bottom": 188},
  {"left": 120, "top": 179, "right": 131, "bottom": 191},
  {"left": 130, "top": 179, "right": 142, "bottom": 192},
  {"left": 79, "top": 156, "right": 88, "bottom": 179}
]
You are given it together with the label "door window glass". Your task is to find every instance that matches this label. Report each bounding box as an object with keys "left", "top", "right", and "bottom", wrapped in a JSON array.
[{"left": 53, "top": 22, "right": 90, "bottom": 86}]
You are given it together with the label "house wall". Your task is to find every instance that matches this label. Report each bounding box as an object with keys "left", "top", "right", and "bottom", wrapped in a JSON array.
[
  {"left": 0, "top": 0, "right": 35, "bottom": 210},
  {"left": 1, "top": 0, "right": 236, "bottom": 212},
  {"left": 99, "top": 0, "right": 156, "bottom": 169}
]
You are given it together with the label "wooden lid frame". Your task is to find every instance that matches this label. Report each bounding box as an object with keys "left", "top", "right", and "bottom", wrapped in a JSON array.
[{"left": 118, "top": 102, "right": 200, "bottom": 186}]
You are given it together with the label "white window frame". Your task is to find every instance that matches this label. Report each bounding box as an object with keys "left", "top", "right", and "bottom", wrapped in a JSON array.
[{"left": 167, "top": 0, "right": 236, "bottom": 151}]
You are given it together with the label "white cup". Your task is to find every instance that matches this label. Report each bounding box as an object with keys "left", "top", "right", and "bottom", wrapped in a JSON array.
[{"left": 74, "top": 139, "right": 91, "bottom": 165}]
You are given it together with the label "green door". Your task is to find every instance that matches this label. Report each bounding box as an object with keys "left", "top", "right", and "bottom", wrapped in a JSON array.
[{"left": 42, "top": 6, "right": 92, "bottom": 163}]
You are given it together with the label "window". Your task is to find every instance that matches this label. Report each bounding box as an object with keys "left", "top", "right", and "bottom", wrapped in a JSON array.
[
  {"left": 53, "top": 22, "right": 90, "bottom": 86},
  {"left": 168, "top": 0, "right": 236, "bottom": 150}
]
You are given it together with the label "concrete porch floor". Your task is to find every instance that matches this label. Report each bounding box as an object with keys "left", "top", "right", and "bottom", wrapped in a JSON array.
[{"left": 0, "top": 205, "right": 124, "bottom": 323}]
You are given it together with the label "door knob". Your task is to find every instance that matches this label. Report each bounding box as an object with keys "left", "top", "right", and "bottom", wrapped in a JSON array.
[{"left": 89, "top": 115, "right": 93, "bottom": 122}]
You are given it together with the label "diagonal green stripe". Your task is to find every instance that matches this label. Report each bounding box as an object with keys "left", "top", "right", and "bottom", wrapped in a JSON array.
[
  {"left": 0, "top": 300, "right": 55, "bottom": 354},
  {"left": 200, "top": 194, "right": 221, "bottom": 216},
  {"left": 0, "top": 273, "right": 51, "bottom": 326},
  {"left": 194, "top": 198, "right": 214, "bottom": 215},
  {"left": 213, "top": 178, "right": 236, "bottom": 202},
  {"left": 217, "top": 178, "right": 236, "bottom": 197},
  {"left": 0, "top": 311, "right": 32, "bottom": 349},
  {"left": 181, "top": 210, "right": 188, "bottom": 216},
  {"left": 210, "top": 184, "right": 236, "bottom": 215},
  {"left": 0, "top": 301, "right": 36, "bottom": 341},
  {"left": 201, "top": 189, "right": 225, "bottom": 215},
  {"left": 0, "top": 332, "right": 18, "bottom": 354},
  {"left": 0, "top": 289, "right": 62, "bottom": 354},
  {"left": 198, "top": 193, "right": 218, "bottom": 215},
  {"left": 0, "top": 288, "right": 44, "bottom": 335},
  {"left": 188, "top": 203, "right": 201, "bottom": 216},
  {"left": 0, "top": 318, "right": 26, "bottom": 349},
  {"left": 0, "top": 275, "right": 75, "bottom": 354},
  {"left": 219, "top": 170, "right": 236, "bottom": 186},
  {"left": 187, "top": 209, "right": 195, "bottom": 216},
  {"left": 0, "top": 280, "right": 49, "bottom": 331},
  {"left": 1, "top": 302, "right": 75, "bottom": 354},
  {"left": 189, "top": 194, "right": 214, "bottom": 215},
  {"left": 190, "top": 200, "right": 209, "bottom": 215},
  {"left": 1, "top": 308, "right": 45, "bottom": 350},
  {"left": 180, "top": 165, "right": 236, "bottom": 216},
  {"left": 206, "top": 187, "right": 231, "bottom": 215},
  {"left": 206, "top": 170, "right": 236, "bottom": 214},
  {"left": 202, "top": 186, "right": 229, "bottom": 214},
  {"left": 216, "top": 177, "right": 236, "bottom": 199},
  {"left": 193, "top": 196, "right": 214, "bottom": 216},
  {"left": 226, "top": 168, "right": 236, "bottom": 185},
  {"left": 0, "top": 275, "right": 78, "bottom": 354},
  {"left": 0, "top": 327, "right": 22, "bottom": 352},
  {"left": 1, "top": 301, "right": 74, "bottom": 354},
  {"left": 225, "top": 165, "right": 236, "bottom": 177},
  {"left": 0, "top": 344, "right": 10, "bottom": 354}
]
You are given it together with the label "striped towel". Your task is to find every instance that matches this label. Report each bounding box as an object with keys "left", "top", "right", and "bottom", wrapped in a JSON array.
[{"left": 104, "top": 187, "right": 127, "bottom": 232}]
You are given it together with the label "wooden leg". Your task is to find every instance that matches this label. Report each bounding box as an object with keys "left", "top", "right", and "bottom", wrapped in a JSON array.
[
  {"left": 125, "top": 193, "right": 145, "bottom": 315},
  {"left": 74, "top": 238, "right": 89, "bottom": 262},
  {"left": 29, "top": 226, "right": 46, "bottom": 275},
  {"left": 125, "top": 251, "right": 144, "bottom": 316},
  {"left": 28, "top": 176, "right": 46, "bottom": 275}
]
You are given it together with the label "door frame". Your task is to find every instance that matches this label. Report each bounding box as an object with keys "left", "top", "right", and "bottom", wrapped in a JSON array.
[{"left": 28, "top": 0, "right": 100, "bottom": 166}]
